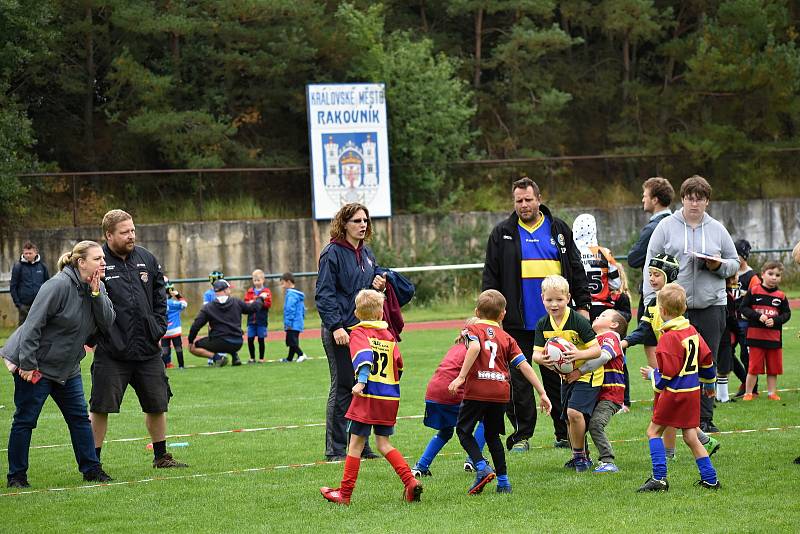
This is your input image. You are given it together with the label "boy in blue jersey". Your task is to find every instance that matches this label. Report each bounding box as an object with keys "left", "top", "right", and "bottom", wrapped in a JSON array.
[
  {"left": 280, "top": 272, "right": 308, "bottom": 362},
  {"left": 162, "top": 282, "right": 188, "bottom": 369}
]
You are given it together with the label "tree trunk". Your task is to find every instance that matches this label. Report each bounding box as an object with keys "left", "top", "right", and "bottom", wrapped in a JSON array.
[
  {"left": 473, "top": 8, "right": 483, "bottom": 89},
  {"left": 419, "top": 0, "right": 428, "bottom": 33},
  {"left": 622, "top": 34, "right": 630, "bottom": 102},
  {"left": 84, "top": 4, "right": 96, "bottom": 170}
]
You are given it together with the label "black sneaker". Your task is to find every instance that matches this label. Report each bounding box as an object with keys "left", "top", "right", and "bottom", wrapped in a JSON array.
[
  {"left": 83, "top": 468, "right": 113, "bottom": 483},
  {"left": 361, "top": 451, "right": 379, "bottom": 460},
  {"left": 554, "top": 439, "right": 570, "bottom": 449},
  {"left": 153, "top": 453, "right": 189, "bottom": 468},
  {"left": 637, "top": 477, "right": 669, "bottom": 492},
  {"left": 700, "top": 421, "right": 720, "bottom": 433},
  {"left": 6, "top": 476, "right": 30, "bottom": 489},
  {"left": 695, "top": 479, "right": 721, "bottom": 490},
  {"left": 794, "top": 456, "right": 800, "bottom": 465},
  {"left": 231, "top": 355, "right": 242, "bottom": 366}
]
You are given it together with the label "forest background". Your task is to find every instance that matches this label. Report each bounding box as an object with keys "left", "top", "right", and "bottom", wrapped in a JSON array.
[{"left": 1, "top": 0, "right": 800, "bottom": 226}]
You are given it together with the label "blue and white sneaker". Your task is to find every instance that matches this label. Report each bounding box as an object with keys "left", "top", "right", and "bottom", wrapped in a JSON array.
[
  {"left": 593, "top": 461, "right": 620, "bottom": 473},
  {"left": 411, "top": 463, "right": 432, "bottom": 478},
  {"left": 463, "top": 457, "right": 475, "bottom": 472},
  {"left": 574, "top": 459, "right": 593, "bottom": 473},
  {"left": 468, "top": 465, "right": 495, "bottom": 495}
]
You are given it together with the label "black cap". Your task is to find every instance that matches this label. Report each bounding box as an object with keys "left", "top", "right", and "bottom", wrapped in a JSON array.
[
  {"left": 734, "top": 239, "right": 751, "bottom": 260},
  {"left": 649, "top": 253, "right": 680, "bottom": 283},
  {"left": 212, "top": 279, "right": 230, "bottom": 292}
]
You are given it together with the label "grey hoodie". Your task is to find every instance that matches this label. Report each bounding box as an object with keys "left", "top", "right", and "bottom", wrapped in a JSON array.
[
  {"left": 1, "top": 265, "right": 115, "bottom": 384},
  {"left": 643, "top": 209, "right": 738, "bottom": 308}
]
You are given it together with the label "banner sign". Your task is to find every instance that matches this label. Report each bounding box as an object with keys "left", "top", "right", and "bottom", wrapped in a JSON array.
[{"left": 306, "top": 83, "right": 391, "bottom": 220}]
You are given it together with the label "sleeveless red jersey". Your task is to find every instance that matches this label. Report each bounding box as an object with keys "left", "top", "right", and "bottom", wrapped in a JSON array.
[{"left": 463, "top": 321, "right": 525, "bottom": 403}]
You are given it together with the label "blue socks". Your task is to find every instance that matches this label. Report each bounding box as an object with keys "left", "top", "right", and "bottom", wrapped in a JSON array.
[
  {"left": 475, "top": 459, "right": 488, "bottom": 472},
  {"left": 649, "top": 437, "right": 667, "bottom": 480},
  {"left": 474, "top": 422, "right": 486, "bottom": 451},
  {"left": 418, "top": 432, "right": 450, "bottom": 470},
  {"left": 497, "top": 474, "right": 510, "bottom": 488},
  {"left": 696, "top": 456, "right": 717, "bottom": 484}
]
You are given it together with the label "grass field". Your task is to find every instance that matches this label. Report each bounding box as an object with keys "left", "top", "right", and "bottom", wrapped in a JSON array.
[{"left": 0, "top": 323, "right": 798, "bottom": 533}]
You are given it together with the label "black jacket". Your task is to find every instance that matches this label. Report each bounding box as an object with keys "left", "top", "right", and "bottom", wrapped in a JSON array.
[
  {"left": 627, "top": 211, "right": 671, "bottom": 269},
  {"left": 95, "top": 244, "right": 167, "bottom": 361},
  {"left": 188, "top": 298, "right": 262, "bottom": 343},
  {"left": 482, "top": 205, "right": 591, "bottom": 331},
  {"left": 10, "top": 254, "right": 50, "bottom": 306}
]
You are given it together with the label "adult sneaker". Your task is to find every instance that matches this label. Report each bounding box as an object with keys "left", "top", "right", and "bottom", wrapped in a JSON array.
[
  {"left": 510, "top": 439, "right": 529, "bottom": 453},
  {"left": 231, "top": 355, "right": 242, "bottom": 366},
  {"left": 468, "top": 466, "right": 496, "bottom": 495},
  {"left": 83, "top": 468, "right": 113, "bottom": 483},
  {"left": 320, "top": 486, "right": 350, "bottom": 505},
  {"left": 695, "top": 479, "right": 721, "bottom": 490},
  {"left": 704, "top": 436, "right": 720, "bottom": 457},
  {"left": 297, "top": 355, "right": 309, "bottom": 362},
  {"left": 593, "top": 462, "right": 619, "bottom": 473},
  {"left": 403, "top": 479, "right": 423, "bottom": 502},
  {"left": 411, "top": 464, "right": 432, "bottom": 478},
  {"left": 213, "top": 354, "right": 229, "bottom": 367},
  {"left": 574, "top": 459, "right": 592, "bottom": 473},
  {"left": 463, "top": 458, "right": 475, "bottom": 472},
  {"left": 637, "top": 477, "right": 668, "bottom": 492},
  {"left": 153, "top": 453, "right": 189, "bottom": 468},
  {"left": 554, "top": 439, "right": 570, "bottom": 449},
  {"left": 564, "top": 457, "right": 593, "bottom": 469},
  {"left": 700, "top": 421, "right": 720, "bottom": 433},
  {"left": 6, "top": 476, "right": 30, "bottom": 489}
]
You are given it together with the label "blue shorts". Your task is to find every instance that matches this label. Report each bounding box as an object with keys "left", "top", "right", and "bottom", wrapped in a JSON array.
[
  {"left": 347, "top": 419, "right": 395, "bottom": 437},
  {"left": 247, "top": 325, "right": 267, "bottom": 339},
  {"left": 423, "top": 401, "right": 460, "bottom": 430},
  {"left": 560, "top": 381, "right": 600, "bottom": 420}
]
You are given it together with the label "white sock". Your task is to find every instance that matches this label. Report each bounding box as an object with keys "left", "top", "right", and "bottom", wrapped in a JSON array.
[{"left": 716, "top": 377, "right": 729, "bottom": 402}]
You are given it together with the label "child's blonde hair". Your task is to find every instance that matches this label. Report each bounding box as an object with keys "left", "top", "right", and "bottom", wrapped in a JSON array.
[
  {"left": 614, "top": 265, "right": 632, "bottom": 301},
  {"left": 355, "top": 289, "right": 385, "bottom": 321},
  {"left": 476, "top": 290, "right": 506, "bottom": 321},
  {"left": 657, "top": 283, "right": 687, "bottom": 318},
  {"left": 252, "top": 269, "right": 264, "bottom": 278},
  {"left": 541, "top": 274, "right": 570, "bottom": 296}
]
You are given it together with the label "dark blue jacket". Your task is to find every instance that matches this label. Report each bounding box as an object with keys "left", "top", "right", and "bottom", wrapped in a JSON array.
[
  {"left": 627, "top": 211, "right": 671, "bottom": 269},
  {"left": 10, "top": 254, "right": 50, "bottom": 307},
  {"left": 316, "top": 239, "right": 385, "bottom": 332}
]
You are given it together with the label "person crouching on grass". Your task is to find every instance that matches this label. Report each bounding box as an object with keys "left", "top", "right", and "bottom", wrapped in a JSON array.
[
  {"left": 320, "top": 290, "right": 422, "bottom": 505},
  {"left": 637, "top": 283, "right": 720, "bottom": 492}
]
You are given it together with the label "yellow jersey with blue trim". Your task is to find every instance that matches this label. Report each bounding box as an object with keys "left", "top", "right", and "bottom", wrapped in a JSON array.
[{"left": 533, "top": 308, "right": 602, "bottom": 386}]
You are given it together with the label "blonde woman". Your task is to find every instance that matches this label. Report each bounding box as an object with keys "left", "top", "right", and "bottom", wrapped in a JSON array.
[{"left": 2, "top": 241, "right": 115, "bottom": 488}]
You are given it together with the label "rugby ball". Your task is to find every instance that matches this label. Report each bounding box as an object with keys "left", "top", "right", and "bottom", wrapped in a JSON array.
[{"left": 544, "top": 337, "right": 577, "bottom": 374}]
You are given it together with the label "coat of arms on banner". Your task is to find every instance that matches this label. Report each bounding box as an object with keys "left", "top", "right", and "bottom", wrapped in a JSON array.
[{"left": 322, "top": 132, "right": 380, "bottom": 205}]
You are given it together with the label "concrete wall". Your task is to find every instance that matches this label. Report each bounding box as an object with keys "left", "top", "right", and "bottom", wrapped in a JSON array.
[{"left": 2, "top": 198, "right": 799, "bottom": 327}]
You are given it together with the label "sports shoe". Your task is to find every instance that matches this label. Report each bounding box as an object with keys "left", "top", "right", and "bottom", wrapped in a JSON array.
[
  {"left": 411, "top": 464, "right": 432, "bottom": 478},
  {"left": 257, "top": 359, "right": 265, "bottom": 364},
  {"left": 165, "top": 362, "right": 175, "bottom": 369},
  {"left": 207, "top": 358, "right": 214, "bottom": 366},
  {"left": 468, "top": 466, "right": 495, "bottom": 495},
  {"left": 695, "top": 479, "right": 721, "bottom": 490},
  {"left": 153, "top": 453, "right": 188, "bottom": 468},
  {"left": 637, "top": 477, "right": 669, "bottom": 492},
  {"left": 700, "top": 421, "right": 720, "bottom": 433},
  {"left": 496, "top": 484, "right": 513, "bottom": 494},
  {"left": 704, "top": 436, "right": 720, "bottom": 457},
  {"left": 213, "top": 354, "right": 229, "bottom": 367},
  {"left": 768, "top": 393, "right": 781, "bottom": 401},
  {"left": 564, "top": 457, "right": 593, "bottom": 469},
  {"left": 83, "top": 468, "right": 113, "bottom": 483},
  {"left": 510, "top": 439, "right": 529, "bottom": 453},
  {"left": 231, "top": 355, "right": 242, "bottom": 366},
  {"left": 320, "top": 486, "right": 350, "bottom": 505},
  {"left": 279, "top": 358, "right": 290, "bottom": 363},
  {"left": 574, "top": 459, "right": 592, "bottom": 473},
  {"left": 463, "top": 458, "right": 475, "bottom": 472},
  {"left": 403, "top": 479, "right": 423, "bottom": 502},
  {"left": 619, "top": 405, "right": 630, "bottom": 414},
  {"left": 742, "top": 393, "right": 754, "bottom": 401},
  {"left": 593, "top": 462, "right": 619, "bottom": 473},
  {"left": 325, "top": 455, "right": 346, "bottom": 462},
  {"left": 247, "top": 359, "right": 256, "bottom": 365},
  {"left": 361, "top": 451, "right": 379, "bottom": 460},
  {"left": 297, "top": 355, "right": 308, "bottom": 362},
  {"left": 6, "top": 476, "right": 30, "bottom": 489},
  {"left": 554, "top": 439, "right": 570, "bottom": 449}
]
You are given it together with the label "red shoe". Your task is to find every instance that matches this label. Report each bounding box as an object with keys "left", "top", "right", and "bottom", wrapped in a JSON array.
[
  {"left": 320, "top": 486, "right": 350, "bottom": 505},
  {"left": 768, "top": 393, "right": 781, "bottom": 401},
  {"left": 403, "top": 479, "right": 423, "bottom": 502},
  {"left": 165, "top": 362, "right": 175, "bottom": 369}
]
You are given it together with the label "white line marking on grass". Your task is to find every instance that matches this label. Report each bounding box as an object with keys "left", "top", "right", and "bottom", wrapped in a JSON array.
[
  {"left": 3, "top": 424, "right": 798, "bottom": 498},
  {"left": 4, "top": 389, "right": 796, "bottom": 453}
]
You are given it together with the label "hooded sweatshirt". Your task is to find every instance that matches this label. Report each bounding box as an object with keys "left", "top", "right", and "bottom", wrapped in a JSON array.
[
  {"left": 643, "top": 209, "right": 738, "bottom": 308},
  {"left": 10, "top": 254, "right": 50, "bottom": 306},
  {"left": 572, "top": 214, "right": 621, "bottom": 307}
]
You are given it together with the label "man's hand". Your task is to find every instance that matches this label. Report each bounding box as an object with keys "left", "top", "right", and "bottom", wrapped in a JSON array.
[
  {"left": 333, "top": 328, "right": 350, "bottom": 345},
  {"left": 704, "top": 257, "right": 722, "bottom": 271},
  {"left": 448, "top": 376, "right": 465, "bottom": 396},
  {"left": 352, "top": 382, "right": 366, "bottom": 395},
  {"left": 565, "top": 369, "right": 581, "bottom": 383}
]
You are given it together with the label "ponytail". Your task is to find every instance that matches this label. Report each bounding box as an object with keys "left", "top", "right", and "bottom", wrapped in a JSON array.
[{"left": 57, "top": 240, "right": 101, "bottom": 271}]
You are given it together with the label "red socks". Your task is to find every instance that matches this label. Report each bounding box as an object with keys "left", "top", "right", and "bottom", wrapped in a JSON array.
[
  {"left": 340, "top": 455, "right": 361, "bottom": 498},
  {"left": 385, "top": 448, "right": 415, "bottom": 487}
]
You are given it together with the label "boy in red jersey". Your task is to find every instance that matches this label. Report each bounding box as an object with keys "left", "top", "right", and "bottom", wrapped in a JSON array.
[
  {"left": 586, "top": 309, "right": 628, "bottom": 473},
  {"left": 320, "top": 290, "right": 422, "bottom": 505},
  {"left": 448, "top": 290, "right": 551, "bottom": 495},
  {"left": 411, "top": 318, "right": 488, "bottom": 478},
  {"left": 740, "top": 261, "right": 791, "bottom": 401},
  {"left": 637, "top": 283, "right": 720, "bottom": 492}
]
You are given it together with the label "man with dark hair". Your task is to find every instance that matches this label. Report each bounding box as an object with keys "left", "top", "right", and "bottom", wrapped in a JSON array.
[
  {"left": 482, "top": 177, "right": 591, "bottom": 452},
  {"left": 10, "top": 241, "right": 50, "bottom": 325},
  {"left": 643, "top": 176, "right": 738, "bottom": 433},
  {"left": 89, "top": 209, "right": 188, "bottom": 469},
  {"left": 628, "top": 177, "right": 674, "bottom": 321}
]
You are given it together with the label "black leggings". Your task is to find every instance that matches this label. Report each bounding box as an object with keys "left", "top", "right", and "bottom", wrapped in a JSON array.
[{"left": 161, "top": 336, "right": 184, "bottom": 367}]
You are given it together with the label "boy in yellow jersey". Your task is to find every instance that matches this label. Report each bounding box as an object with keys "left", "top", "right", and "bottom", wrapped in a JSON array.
[{"left": 532, "top": 275, "right": 601, "bottom": 472}]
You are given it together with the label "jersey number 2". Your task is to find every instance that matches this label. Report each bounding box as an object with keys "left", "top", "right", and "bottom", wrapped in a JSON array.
[{"left": 681, "top": 338, "right": 698, "bottom": 375}]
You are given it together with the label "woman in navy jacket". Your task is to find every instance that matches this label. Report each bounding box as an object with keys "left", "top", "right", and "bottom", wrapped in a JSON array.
[{"left": 316, "top": 203, "right": 386, "bottom": 461}]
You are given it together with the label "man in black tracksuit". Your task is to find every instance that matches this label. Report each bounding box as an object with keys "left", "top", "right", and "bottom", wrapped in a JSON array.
[
  {"left": 89, "top": 209, "right": 187, "bottom": 469},
  {"left": 483, "top": 178, "right": 591, "bottom": 452},
  {"left": 10, "top": 242, "right": 50, "bottom": 325},
  {"left": 187, "top": 279, "right": 268, "bottom": 366}
]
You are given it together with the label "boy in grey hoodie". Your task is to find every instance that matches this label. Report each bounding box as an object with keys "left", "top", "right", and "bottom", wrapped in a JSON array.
[{"left": 642, "top": 175, "right": 738, "bottom": 432}]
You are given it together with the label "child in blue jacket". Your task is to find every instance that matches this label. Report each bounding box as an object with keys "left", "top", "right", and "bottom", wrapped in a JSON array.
[{"left": 280, "top": 272, "right": 307, "bottom": 362}]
